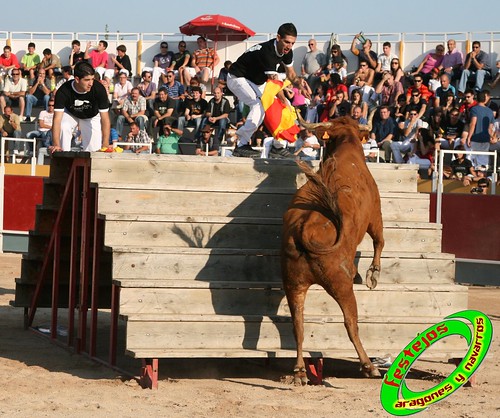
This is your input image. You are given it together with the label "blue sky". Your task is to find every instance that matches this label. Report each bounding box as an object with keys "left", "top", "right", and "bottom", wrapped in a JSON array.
[{"left": 7, "top": 1, "right": 500, "bottom": 36}]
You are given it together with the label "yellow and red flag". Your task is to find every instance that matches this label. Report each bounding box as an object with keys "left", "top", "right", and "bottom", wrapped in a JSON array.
[{"left": 261, "top": 79, "right": 300, "bottom": 143}]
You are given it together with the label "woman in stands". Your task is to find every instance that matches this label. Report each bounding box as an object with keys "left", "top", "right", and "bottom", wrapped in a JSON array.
[
  {"left": 390, "top": 57, "right": 405, "bottom": 84},
  {"left": 410, "top": 44, "right": 445, "bottom": 85},
  {"left": 349, "top": 88, "right": 368, "bottom": 120}
]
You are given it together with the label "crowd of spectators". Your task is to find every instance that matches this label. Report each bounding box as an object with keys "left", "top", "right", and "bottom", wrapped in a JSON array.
[{"left": 0, "top": 35, "right": 499, "bottom": 188}]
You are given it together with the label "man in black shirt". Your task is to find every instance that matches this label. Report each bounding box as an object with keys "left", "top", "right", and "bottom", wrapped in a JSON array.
[
  {"left": 227, "top": 23, "right": 300, "bottom": 158},
  {"left": 50, "top": 61, "right": 110, "bottom": 152}
]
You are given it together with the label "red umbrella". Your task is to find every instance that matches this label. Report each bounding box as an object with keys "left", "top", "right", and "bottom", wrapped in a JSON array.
[{"left": 179, "top": 14, "right": 255, "bottom": 41}]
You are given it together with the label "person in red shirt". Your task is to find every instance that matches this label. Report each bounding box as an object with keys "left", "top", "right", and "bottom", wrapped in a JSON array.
[
  {"left": 0, "top": 45, "right": 20, "bottom": 76},
  {"left": 406, "top": 75, "right": 433, "bottom": 101},
  {"left": 458, "top": 89, "right": 477, "bottom": 124}
]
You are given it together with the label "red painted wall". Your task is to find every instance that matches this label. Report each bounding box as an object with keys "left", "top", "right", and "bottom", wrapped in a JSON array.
[
  {"left": 429, "top": 193, "right": 500, "bottom": 261},
  {"left": 3, "top": 175, "right": 44, "bottom": 231}
]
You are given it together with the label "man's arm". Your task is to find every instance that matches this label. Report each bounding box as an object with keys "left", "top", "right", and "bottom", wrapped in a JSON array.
[
  {"left": 285, "top": 65, "right": 300, "bottom": 86},
  {"left": 83, "top": 42, "right": 92, "bottom": 60},
  {"left": 50, "top": 111, "right": 63, "bottom": 150},
  {"left": 466, "top": 116, "right": 477, "bottom": 147},
  {"left": 350, "top": 35, "right": 360, "bottom": 56},
  {"left": 100, "top": 111, "right": 110, "bottom": 148},
  {"left": 463, "top": 53, "right": 472, "bottom": 71}
]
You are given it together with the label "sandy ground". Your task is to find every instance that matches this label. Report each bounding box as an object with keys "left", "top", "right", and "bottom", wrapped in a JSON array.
[{"left": 1, "top": 252, "right": 499, "bottom": 418}]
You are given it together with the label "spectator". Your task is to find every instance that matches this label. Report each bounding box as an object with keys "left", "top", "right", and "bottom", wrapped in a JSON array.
[
  {"left": 406, "top": 74, "right": 433, "bottom": 102},
  {"left": 370, "top": 105, "right": 398, "bottom": 162},
  {"left": 184, "top": 76, "right": 207, "bottom": 100},
  {"left": 443, "top": 146, "right": 473, "bottom": 180},
  {"left": 0, "top": 69, "right": 27, "bottom": 120},
  {"left": 351, "top": 104, "right": 368, "bottom": 125},
  {"left": 69, "top": 40, "right": 86, "bottom": 69},
  {"left": 484, "top": 89, "right": 498, "bottom": 119},
  {"left": 427, "top": 68, "right": 441, "bottom": 93},
  {"left": 439, "top": 108, "right": 467, "bottom": 152},
  {"left": 196, "top": 125, "right": 220, "bottom": 156},
  {"left": 137, "top": 69, "right": 157, "bottom": 116},
  {"left": 171, "top": 41, "right": 191, "bottom": 85},
  {"left": 112, "top": 71, "right": 133, "bottom": 113},
  {"left": 410, "top": 45, "right": 445, "bottom": 85},
  {"left": 116, "top": 87, "right": 148, "bottom": 138},
  {"left": 488, "top": 60, "right": 500, "bottom": 88},
  {"left": 438, "top": 39, "right": 464, "bottom": 83},
  {"left": 178, "top": 86, "right": 208, "bottom": 137},
  {"left": 350, "top": 88, "right": 368, "bottom": 120},
  {"left": 374, "top": 71, "right": 404, "bottom": 107},
  {"left": 287, "top": 76, "right": 312, "bottom": 118},
  {"left": 320, "top": 73, "right": 348, "bottom": 121},
  {"left": 466, "top": 90, "right": 494, "bottom": 167},
  {"left": 84, "top": 40, "right": 114, "bottom": 80},
  {"left": 458, "top": 41, "right": 491, "bottom": 94},
  {"left": 434, "top": 73, "right": 456, "bottom": 108},
  {"left": 391, "top": 109, "right": 424, "bottom": 164},
  {"left": 301, "top": 39, "right": 326, "bottom": 92},
  {"left": 160, "top": 70, "right": 185, "bottom": 112},
  {"left": 329, "top": 90, "right": 351, "bottom": 119},
  {"left": 156, "top": 123, "right": 182, "bottom": 154},
  {"left": 293, "top": 128, "right": 320, "bottom": 160},
  {"left": 0, "top": 45, "right": 20, "bottom": 76},
  {"left": 323, "top": 56, "right": 347, "bottom": 84},
  {"left": 39, "top": 48, "right": 62, "bottom": 78},
  {"left": 20, "top": 42, "right": 40, "bottom": 80},
  {"left": 26, "top": 98, "right": 55, "bottom": 150},
  {"left": 26, "top": 68, "right": 51, "bottom": 121},
  {"left": 0, "top": 105, "right": 22, "bottom": 154},
  {"left": 55, "top": 66, "right": 74, "bottom": 92},
  {"left": 406, "top": 89, "right": 429, "bottom": 121},
  {"left": 327, "top": 44, "right": 348, "bottom": 69},
  {"left": 152, "top": 41, "right": 174, "bottom": 87},
  {"left": 350, "top": 33, "right": 377, "bottom": 70},
  {"left": 151, "top": 87, "right": 177, "bottom": 134},
  {"left": 352, "top": 59, "right": 375, "bottom": 86},
  {"left": 184, "top": 37, "right": 220, "bottom": 85},
  {"left": 390, "top": 57, "right": 405, "bottom": 83},
  {"left": 459, "top": 89, "right": 477, "bottom": 124},
  {"left": 204, "top": 86, "right": 231, "bottom": 144},
  {"left": 375, "top": 42, "right": 398, "bottom": 76},
  {"left": 407, "top": 128, "right": 436, "bottom": 176},
  {"left": 440, "top": 90, "right": 458, "bottom": 117},
  {"left": 392, "top": 94, "right": 408, "bottom": 121},
  {"left": 112, "top": 44, "right": 132, "bottom": 78},
  {"left": 124, "top": 121, "right": 151, "bottom": 154},
  {"left": 217, "top": 60, "right": 232, "bottom": 94}
]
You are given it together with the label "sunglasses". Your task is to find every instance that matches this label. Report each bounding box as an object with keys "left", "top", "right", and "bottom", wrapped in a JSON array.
[{"left": 410, "top": 113, "right": 418, "bottom": 116}]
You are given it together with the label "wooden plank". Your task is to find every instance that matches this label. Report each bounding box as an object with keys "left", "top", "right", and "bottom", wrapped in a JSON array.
[
  {"left": 97, "top": 188, "right": 429, "bottom": 222},
  {"left": 104, "top": 220, "right": 442, "bottom": 252},
  {"left": 124, "top": 319, "right": 466, "bottom": 353},
  {"left": 90, "top": 154, "right": 418, "bottom": 193},
  {"left": 118, "top": 285, "right": 467, "bottom": 318},
  {"left": 111, "top": 251, "right": 455, "bottom": 284}
]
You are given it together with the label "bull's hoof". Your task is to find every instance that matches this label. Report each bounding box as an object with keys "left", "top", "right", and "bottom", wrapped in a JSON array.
[
  {"left": 293, "top": 367, "right": 308, "bottom": 386},
  {"left": 365, "top": 267, "right": 380, "bottom": 289},
  {"left": 361, "top": 363, "right": 381, "bottom": 378}
]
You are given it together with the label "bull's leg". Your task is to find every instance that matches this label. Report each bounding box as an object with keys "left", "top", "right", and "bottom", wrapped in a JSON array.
[
  {"left": 324, "top": 281, "right": 380, "bottom": 378},
  {"left": 284, "top": 285, "right": 309, "bottom": 386},
  {"left": 365, "top": 217, "right": 385, "bottom": 290}
]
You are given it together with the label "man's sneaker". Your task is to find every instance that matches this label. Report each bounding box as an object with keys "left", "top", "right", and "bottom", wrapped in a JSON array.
[
  {"left": 269, "top": 146, "right": 295, "bottom": 159},
  {"left": 22, "top": 116, "right": 32, "bottom": 123},
  {"left": 232, "top": 144, "right": 261, "bottom": 158}
]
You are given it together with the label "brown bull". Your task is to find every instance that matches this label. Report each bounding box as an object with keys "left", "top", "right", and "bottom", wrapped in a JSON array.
[{"left": 281, "top": 116, "right": 384, "bottom": 385}]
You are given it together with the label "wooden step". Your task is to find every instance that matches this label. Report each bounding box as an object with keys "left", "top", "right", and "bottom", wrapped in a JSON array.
[
  {"left": 122, "top": 314, "right": 467, "bottom": 357},
  {"left": 109, "top": 248, "right": 455, "bottom": 285},
  {"left": 117, "top": 283, "right": 467, "bottom": 318},
  {"left": 90, "top": 154, "right": 419, "bottom": 194},
  {"left": 102, "top": 216, "right": 442, "bottom": 253},
  {"left": 98, "top": 189, "right": 429, "bottom": 222}
]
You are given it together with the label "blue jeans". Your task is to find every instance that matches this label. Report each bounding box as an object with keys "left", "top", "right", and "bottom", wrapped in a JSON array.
[
  {"left": 178, "top": 116, "right": 204, "bottom": 138},
  {"left": 458, "top": 69, "right": 489, "bottom": 93},
  {"left": 27, "top": 129, "right": 53, "bottom": 149},
  {"left": 391, "top": 141, "right": 413, "bottom": 163},
  {"left": 25, "top": 94, "right": 50, "bottom": 117}
]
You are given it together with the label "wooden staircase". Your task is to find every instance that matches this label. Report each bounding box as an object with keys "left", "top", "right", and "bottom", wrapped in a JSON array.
[{"left": 14, "top": 153, "right": 468, "bottom": 385}]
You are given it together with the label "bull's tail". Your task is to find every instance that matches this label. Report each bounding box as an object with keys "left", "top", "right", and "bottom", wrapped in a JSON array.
[{"left": 296, "top": 159, "right": 343, "bottom": 243}]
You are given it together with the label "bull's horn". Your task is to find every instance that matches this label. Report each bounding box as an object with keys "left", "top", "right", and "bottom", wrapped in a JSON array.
[{"left": 297, "top": 109, "right": 333, "bottom": 131}]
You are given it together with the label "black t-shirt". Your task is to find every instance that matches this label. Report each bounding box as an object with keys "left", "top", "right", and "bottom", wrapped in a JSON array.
[
  {"left": 184, "top": 98, "right": 208, "bottom": 117},
  {"left": 70, "top": 51, "right": 86, "bottom": 65},
  {"left": 115, "top": 54, "right": 132, "bottom": 75},
  {"left": 229, "top": 39, "right": 294, "bottom": 86},
  {"left": 208, "top": 98, "right": 231, "bottom": 118},
  {"left": 442, "top": 120, "right": 465, "bottom": 139},
  {"left": 154, "top": 97, "right": 177, "bottom": 117},
  {"left": 54, "top": 79, "right": 109, "bottom": 119},
  {"left": 451, "top": 158, "right": 472, "bottom": 176}
]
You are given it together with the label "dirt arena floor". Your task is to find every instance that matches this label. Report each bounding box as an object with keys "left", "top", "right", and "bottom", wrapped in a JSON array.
[{"left": 1, "top": 253, "right": 499, "bottom": 417}]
